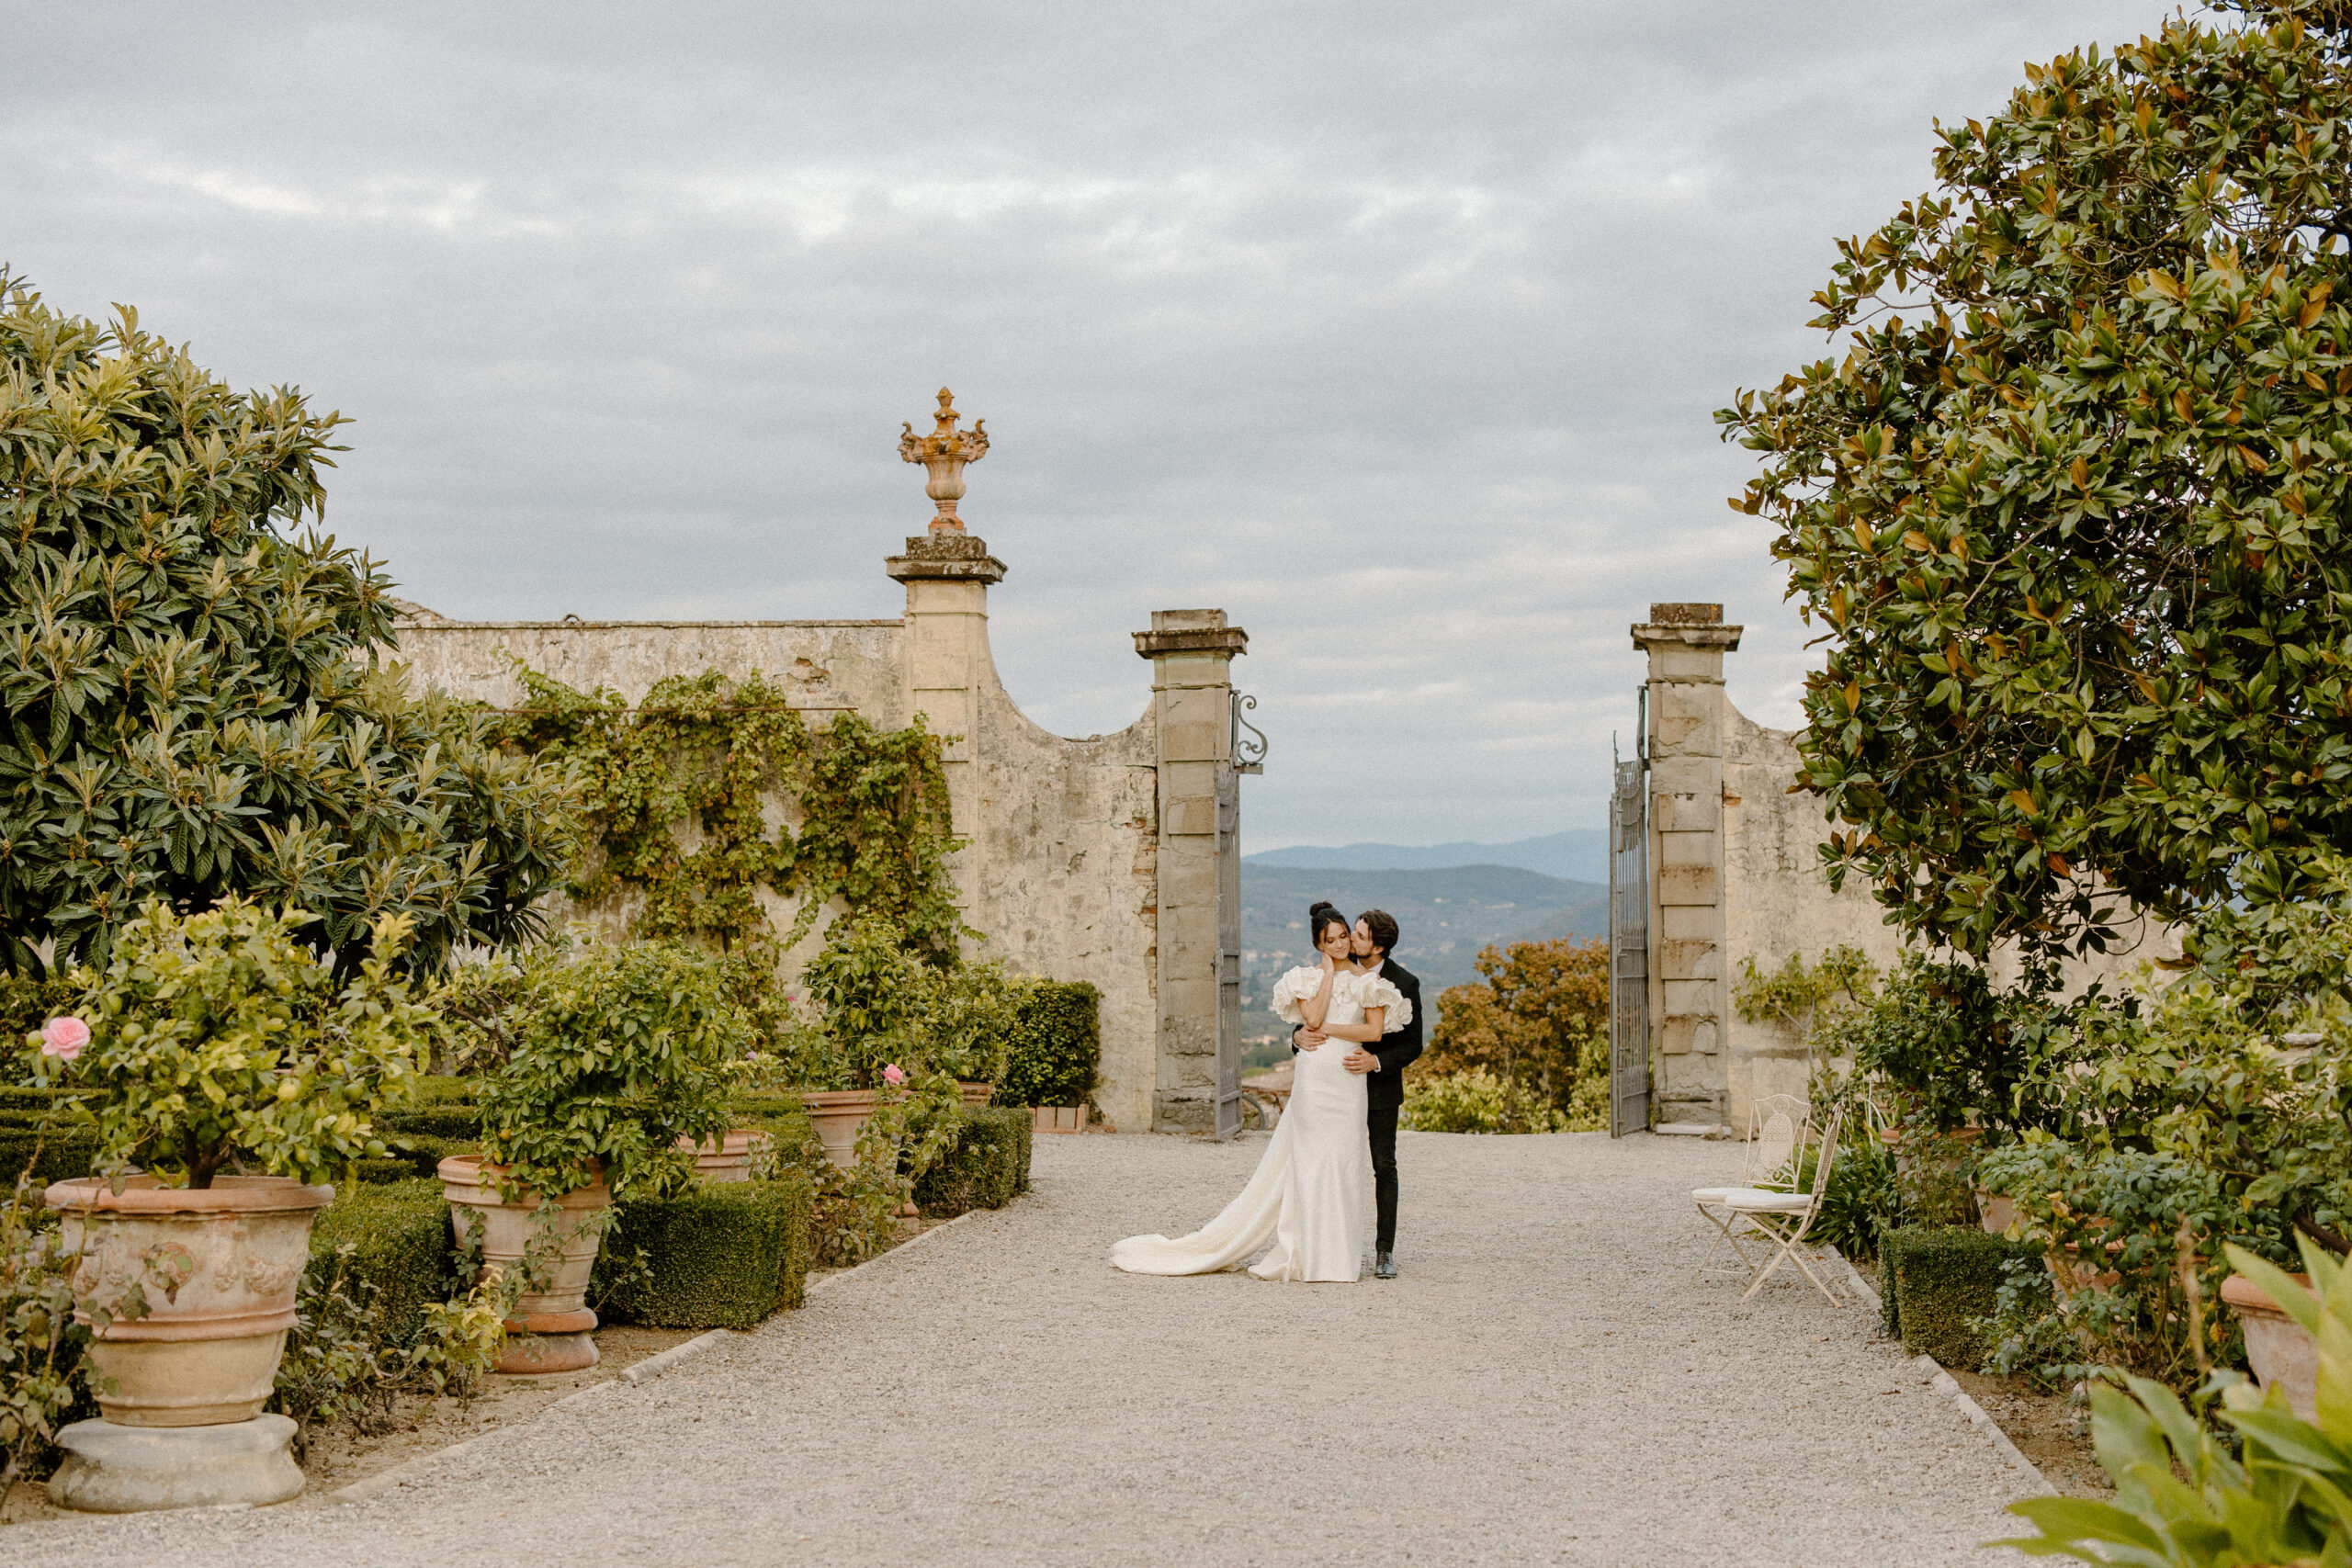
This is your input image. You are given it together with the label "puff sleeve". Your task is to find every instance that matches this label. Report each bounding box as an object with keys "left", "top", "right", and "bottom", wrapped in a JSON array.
[
  {"left": 1357, "top": 975, "right": 1412, "bottom": 1035},
  {"left": 1270, "top": 965, "right": 1327, "bottom": 1025}
]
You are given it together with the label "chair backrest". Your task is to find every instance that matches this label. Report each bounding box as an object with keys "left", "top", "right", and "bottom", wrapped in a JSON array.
[
  {"left": 1787, "top": 1106, "right": 1844, "bottom": 1241},
  {"left": 1745, "top": 1093, "right": 1809, "bottom": 1186}
]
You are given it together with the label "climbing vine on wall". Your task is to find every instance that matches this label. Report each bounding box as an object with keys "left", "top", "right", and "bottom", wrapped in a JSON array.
[{"left": 490, "top": 667, "right": 966, "bottom": 970}]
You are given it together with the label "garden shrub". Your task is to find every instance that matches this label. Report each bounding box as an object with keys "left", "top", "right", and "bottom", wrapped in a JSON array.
[
  {"left": 1977, "top": 1140, "right": 2243, "bottom": 1393},
  {"left": 1426, "top": 935, "right": 1608, "bottom": 1117},
  {"left": 912, "top": 1106, "right": 1029, "bottom": 1217},
  {"left": 1879, "top": 1225, "right": 2040, "bottom": 1369},
  {"left": 995, "top": 981, "right": 1100, "bottom": 1109},
  {"left": 306, "top": 1179, "right": 460, "bottom": 1350},
  {"left": 593, "top": 1174, "right": 816, "bottom": 1330},
  {"left": 1400, "top": 1067, "right": 1569, "bottom": 1134}
]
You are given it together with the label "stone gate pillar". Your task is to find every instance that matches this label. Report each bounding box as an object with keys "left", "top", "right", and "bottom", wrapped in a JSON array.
[
  {"left": 1632, "top": 603, "right": 1742, "bottom": 1132},
  {"left": 887, "top": 390, "right": 1005, "bottom": 921},
  {"left": 1135, "top": 609, "right": 1248, "bottom": 1133}
]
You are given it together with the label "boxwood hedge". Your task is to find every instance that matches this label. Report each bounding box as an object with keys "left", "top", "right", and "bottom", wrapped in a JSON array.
[
  {"left": 1880, "top": 1224, "right": 2041, "bottom": 1369},
  {"left": 592, "top": 1173, "right": 817, "bottom": 1330},
  {"left": 308, "top": 1178, "right": 460, "bottom": 1349},
  {"left": 914, "top": 1106, "right": 1031, "bottom": 1217}
]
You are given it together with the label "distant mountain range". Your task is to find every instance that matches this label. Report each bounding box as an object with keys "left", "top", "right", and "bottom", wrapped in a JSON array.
[
  {"left": 1237, "top": 863, "right": 1609, "bottom": 1043},
  {"left": 1245, "top": 829, "right": 1609, "bottom": 885}
]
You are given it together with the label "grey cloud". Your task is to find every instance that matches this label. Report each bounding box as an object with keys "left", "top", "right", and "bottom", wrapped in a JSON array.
[{"left": 7, "top": 0, "right": 2166, "bottom": 847}]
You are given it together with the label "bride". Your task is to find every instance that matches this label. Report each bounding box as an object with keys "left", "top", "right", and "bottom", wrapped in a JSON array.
[{"left": 1111, "top": 900, "right": 1411, "bottom": 1282}]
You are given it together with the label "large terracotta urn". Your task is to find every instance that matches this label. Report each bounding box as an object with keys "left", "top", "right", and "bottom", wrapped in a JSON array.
[
  {"left": 2222, "top": 1271, "right": 2318, "bottom": 1420},
  {"left": 45, "top": 1175, "right": 333, "bottom": 1427},
  {"left": 958, "top": 1082, "right": 994, "bottom": 1110},
  {"left": 437, "top": 1156, "right": 612, "bottom": 1374},
  {"left": 800, "top": 1089, "right": 882, "bottom": 1168},
  {"left": 678, "top": 1129, "right": 761, "bottom": 1183}
]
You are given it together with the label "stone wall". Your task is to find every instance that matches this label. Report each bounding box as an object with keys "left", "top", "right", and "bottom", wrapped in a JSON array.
[
  {"left": 1633, "top": 604, "right": 2181, "bottom": 1132},
  {"left": 392, "top": 527, "right": 1245, "bottom": 1136}
]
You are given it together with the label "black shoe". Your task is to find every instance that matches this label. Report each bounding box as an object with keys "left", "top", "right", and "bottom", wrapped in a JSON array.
[{"left": 1374, "top": 1251, "right": 1397, "bottom": 1280}]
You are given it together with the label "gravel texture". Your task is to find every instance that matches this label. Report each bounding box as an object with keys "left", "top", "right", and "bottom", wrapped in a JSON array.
[{"left": 1, "top": 1132, "right": 2037, "bottom": 1567}]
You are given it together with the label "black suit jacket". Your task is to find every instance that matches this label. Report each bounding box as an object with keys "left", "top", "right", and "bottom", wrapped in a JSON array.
[{"left": 1291, "top": 958, "right": 1424, "bottom": 1111}]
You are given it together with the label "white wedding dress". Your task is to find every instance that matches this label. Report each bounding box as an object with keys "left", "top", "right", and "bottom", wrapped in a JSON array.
[{"left": 1111, "top": 964, "right": 1410, "bottom": 1283}]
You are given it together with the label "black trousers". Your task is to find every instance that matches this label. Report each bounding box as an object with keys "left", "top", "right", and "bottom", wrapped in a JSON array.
[{"left": 1368, "top": 1106, "right": 1399, "bottom": 1252}]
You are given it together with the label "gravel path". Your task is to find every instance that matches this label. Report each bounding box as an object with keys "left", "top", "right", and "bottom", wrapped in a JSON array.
[{"left": 1, "top": 1132, "right": 2037, "bottom": 1568}]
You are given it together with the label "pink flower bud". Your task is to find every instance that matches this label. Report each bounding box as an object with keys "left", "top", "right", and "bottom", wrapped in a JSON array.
[
  {"left": 882, "top": 1064, "right": 906, "bottom": 1087},
  {"left": 40, "top": 1016, "right": 88, "bottom": 1062}
]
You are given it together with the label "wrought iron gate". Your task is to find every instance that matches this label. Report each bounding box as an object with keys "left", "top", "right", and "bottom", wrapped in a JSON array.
[
  {"left": 1608, "top": 743, "right": 1651, "bottom": 1137},
  {"left": 1214, "top": 763, "right": 1244, "bottom": 1138}
]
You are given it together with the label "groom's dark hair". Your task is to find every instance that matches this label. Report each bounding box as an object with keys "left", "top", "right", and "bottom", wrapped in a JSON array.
[{"left": 1359, "top": 908, "right": 1398, "bottom": 955}]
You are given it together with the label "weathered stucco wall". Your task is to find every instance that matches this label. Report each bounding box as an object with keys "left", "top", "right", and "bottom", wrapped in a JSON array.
[
  {"left": 389, "top": 537, "right": 1232, "bottom": 1135},
  {"left": 966, "top": 664, "right": 1161, "bottom": 1134},
  {"left": 391, "top": 619, "right": 908, "bottom": 727},
  {"left": 1721, "top": 702, "right": 2184, "bottom": 1124}
]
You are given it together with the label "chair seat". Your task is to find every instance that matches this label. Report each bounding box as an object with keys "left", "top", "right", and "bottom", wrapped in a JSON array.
[
  {"left": 1694, "top": 1182, "right": 1793, "bottom": 1204},
  {"left": 1720, "top": 1188, "right": 1812, "bottom": 1213}
]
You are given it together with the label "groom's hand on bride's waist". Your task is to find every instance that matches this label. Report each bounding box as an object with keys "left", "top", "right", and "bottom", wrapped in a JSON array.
[
  {"left": 1294, "top": 1025, "right": 1327, "bottom": 1051},
  {"left": 1342, "top": 1048, "right": 1379, "bottom": 1074}
]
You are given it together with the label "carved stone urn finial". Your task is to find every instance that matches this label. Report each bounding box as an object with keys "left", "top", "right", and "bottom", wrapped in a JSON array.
[{"left": 899, "top": 387, "right": 989, "bottom": 532}]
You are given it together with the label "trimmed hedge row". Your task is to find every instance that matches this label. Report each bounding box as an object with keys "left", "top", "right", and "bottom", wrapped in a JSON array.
[
  {"left": 995, "top": 981, "right": 1100, "bottom": 1110},
  {"left": 1880, "top": 1224, "right": 2039, "bottom": 1368},
  {"left": 308, "top": 1178, "right": 460, "bottom": 1348},
  {"left": 593, "top": 1174, "right": 817, "bottom": 1330},
  {"left": 914, "top": 1106, "right": 1032, "bottom": 1217}
]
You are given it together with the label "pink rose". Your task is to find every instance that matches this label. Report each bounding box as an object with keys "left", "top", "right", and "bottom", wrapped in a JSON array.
[
  {"left": 40, "top": 1016, "right": 89, "bottom": 1062},
  {"left": 882, "top": 1064, "right": 906, "bottom": 1087}
]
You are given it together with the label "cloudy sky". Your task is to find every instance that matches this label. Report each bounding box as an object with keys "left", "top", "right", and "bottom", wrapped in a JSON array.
[{"left": 8, "top": 0, "right": 2172, "bottom": 851}]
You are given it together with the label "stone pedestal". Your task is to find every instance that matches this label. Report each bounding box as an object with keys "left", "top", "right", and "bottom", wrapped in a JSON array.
[{"left": 49, "top": 1415, "right": 302, "bottom": 1512}]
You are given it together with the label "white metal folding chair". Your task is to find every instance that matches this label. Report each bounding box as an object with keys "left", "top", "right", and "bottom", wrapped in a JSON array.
[
  {"left": 1690, "top": 1093, "right": 1807, "bottom": 1279},
  {"left": 1721, "top": 1105, "right": 1848, "bottom": 1305}
]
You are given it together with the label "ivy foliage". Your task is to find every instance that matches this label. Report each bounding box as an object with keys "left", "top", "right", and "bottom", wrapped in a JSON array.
[
  {"left": 492, "top": 666, "right": 964, "bottom": 972},
  {"left": 0, "top": 275, "right": 574, "bottom": 976},
  {"left": 1717, "top": 4, "right": 2352, "bottom": 958}
]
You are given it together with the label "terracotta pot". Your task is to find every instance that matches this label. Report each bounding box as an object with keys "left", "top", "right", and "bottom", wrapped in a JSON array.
[
  {"left": 45, "top": 1175, "right": 333, "bottom": 1427},
  {"left": 437, "top": 1156, "right": 611, "bottom": 1374},
  {"left": 1974, "top": 1188, "right": 2017, "bottom": 1236},
  {"left": 2222, "top": 1271, "right": 2318, "bottom": 1420},
  {"left": 1034, "top": 1104, "right": 1090, "bottom": 1134},
  {"left": 958, "top": 1082, "right": 994, "bottom": 1110},
  {"left": 676, "top": 1129, "right": 761, "bottom": 1184},
  {"left": 800, "top": 1089, "right": 881, "bottom": 1168}
]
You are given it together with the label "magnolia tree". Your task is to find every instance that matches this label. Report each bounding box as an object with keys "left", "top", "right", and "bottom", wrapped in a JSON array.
[
  {"left": 1718, "top": 2, "right": 2352, "bottom": 961},
  {"left": 0, "top": 275, "right": 572, "bottom": 973}
]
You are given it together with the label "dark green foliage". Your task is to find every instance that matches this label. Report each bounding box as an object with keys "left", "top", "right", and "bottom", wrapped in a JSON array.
[
  {"left": 913, "top": 1107, "right": 1029, "bottom": 1217},
  {"left": 0, "top": 276, "right": 574, "bottom": 976},
  {"left": 0, "top": 1100, "right": 97, "bottom": 1188},
  {"left": 1881, "top": 1224, "right": 2039, "bottom": 1368},
  {"left": 306, "top": 1179, "right": 458, "bottom": 1350},
  {"left": 378, "top": 1077, "right": 483, "bottom": 1177},
  {"left": 1717, "top": 10, "right": 2352, "bottom": 958},
  {"left": 592, "top": 1175, "right": 816, "bottom": 1330},
  {"left": 995, "top": 982, "right": 1100, "bottom": 1109}
]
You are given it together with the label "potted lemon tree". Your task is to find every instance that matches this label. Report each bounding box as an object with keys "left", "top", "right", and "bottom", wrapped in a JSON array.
[
  {"left": 447, "top": 941, "right": 735, "bottom": 1373},
  {"left": 30, "top": 898, "right": 433, "bottom": 1510}
]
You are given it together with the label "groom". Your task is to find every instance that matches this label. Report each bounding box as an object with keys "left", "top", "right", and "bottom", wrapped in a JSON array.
[{"left": 1293, "top": 908, "right": 1423, "bottom": 1280}]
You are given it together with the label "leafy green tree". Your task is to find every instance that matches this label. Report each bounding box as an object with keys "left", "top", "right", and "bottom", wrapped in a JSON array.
[
  {"left": 1718, "top": 3, "right": 2352, "bottom": 959},
  {"left": 0, "top": 274, "right": 571, "bottom": 973},
  {"left": 1427, "top": 934, "right": 1608, "bottom": 1113}
]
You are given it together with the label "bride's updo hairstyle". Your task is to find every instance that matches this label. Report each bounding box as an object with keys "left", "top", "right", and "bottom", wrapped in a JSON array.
[{"left": 1307, "top": 901, "right": 1349, "bottom": 948}]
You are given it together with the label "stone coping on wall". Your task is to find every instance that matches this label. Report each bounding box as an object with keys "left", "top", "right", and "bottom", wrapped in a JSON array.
[{"left": 391, "top": 618, "right": 905, "bottom": 630}]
